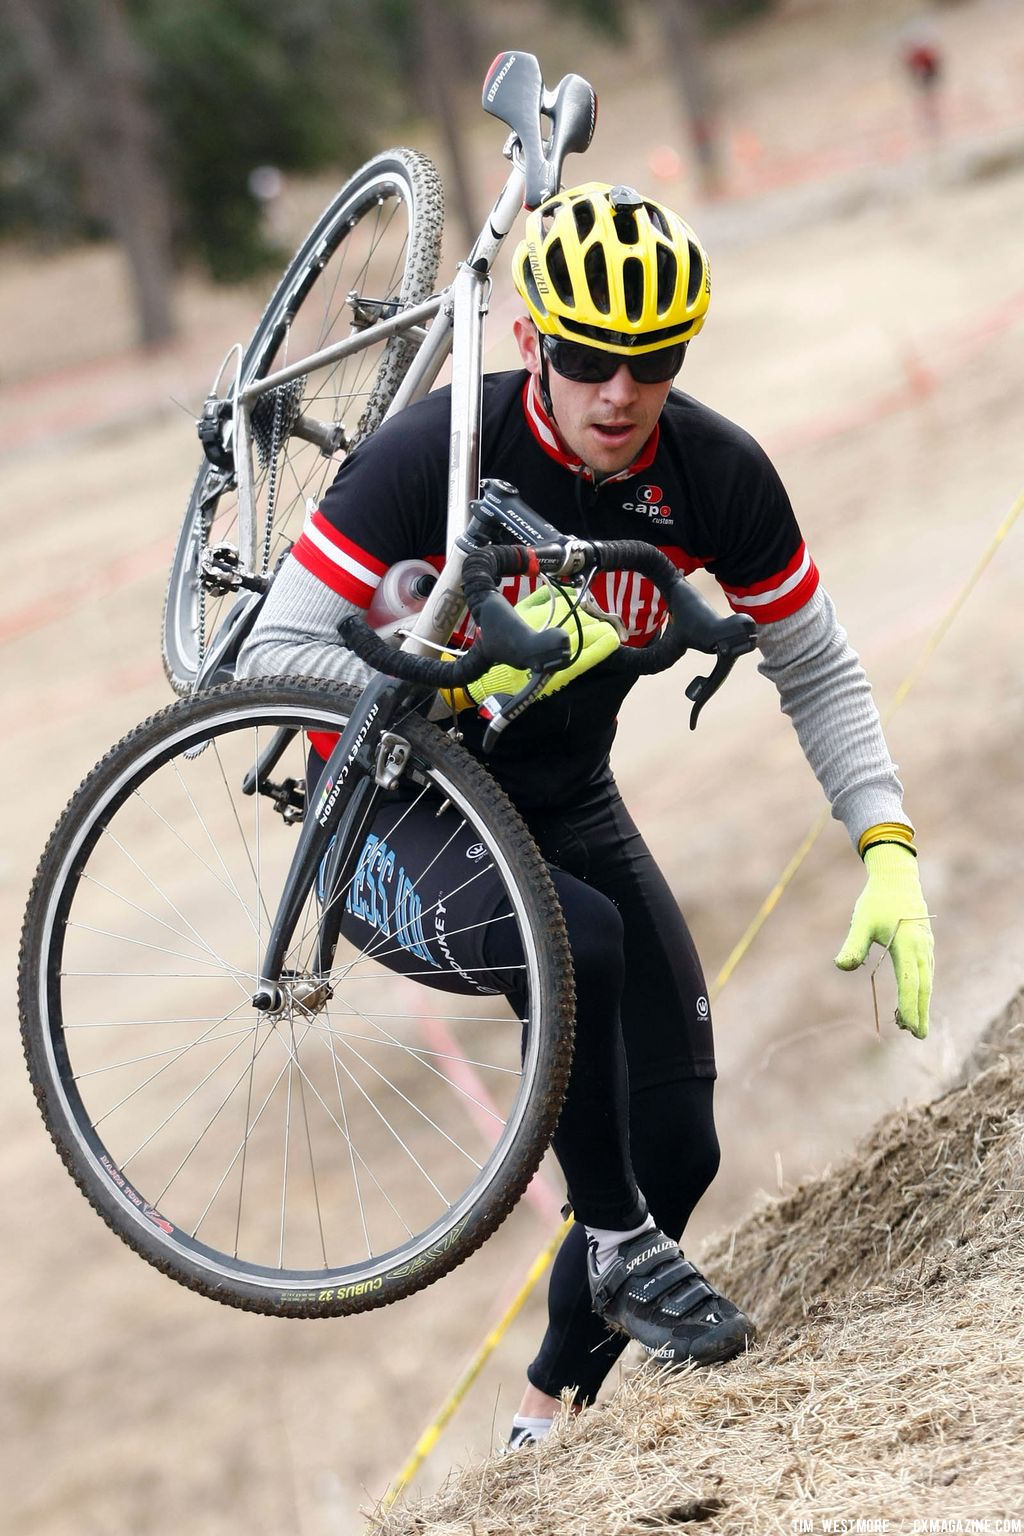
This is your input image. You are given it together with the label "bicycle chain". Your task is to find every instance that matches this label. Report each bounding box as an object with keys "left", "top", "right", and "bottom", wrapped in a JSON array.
[{"left": 258, "top": 380, "right": 285, "bottom": 582}]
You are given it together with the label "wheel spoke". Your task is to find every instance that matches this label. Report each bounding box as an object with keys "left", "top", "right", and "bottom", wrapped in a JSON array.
[{"left": 27, "top": 683, "right": 569, "bottom": 1312}]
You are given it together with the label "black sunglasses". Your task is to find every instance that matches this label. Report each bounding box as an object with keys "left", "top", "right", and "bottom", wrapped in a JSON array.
[{"left": 541, "top": 334, "right": 687, "bottom": 385}]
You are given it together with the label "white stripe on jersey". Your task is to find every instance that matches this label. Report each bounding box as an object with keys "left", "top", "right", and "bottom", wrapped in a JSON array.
[
  {"left": 725, "top": 545, "right": 812, "bottom": 609},
  {"left": 302, "top": 511, "right": 384, "bottom": 592}
]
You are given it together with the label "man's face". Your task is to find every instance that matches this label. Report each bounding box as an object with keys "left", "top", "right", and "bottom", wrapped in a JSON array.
[{"left": 513, "top": 317, "right": 674, "bottom": 477}]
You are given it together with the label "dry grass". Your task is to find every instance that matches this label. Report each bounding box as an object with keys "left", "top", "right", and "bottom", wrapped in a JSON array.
[{"left": 369, "top": 993, "right": 1024, "bottom": 1535}]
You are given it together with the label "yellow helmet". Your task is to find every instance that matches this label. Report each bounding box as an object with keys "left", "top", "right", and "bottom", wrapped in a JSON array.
[{"left": 512, "top": 182, "right": 711, "bottom": 355}]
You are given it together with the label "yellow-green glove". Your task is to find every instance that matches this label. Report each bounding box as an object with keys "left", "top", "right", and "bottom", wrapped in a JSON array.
[
  {"left": 464, "top": 585, "right": 621, "bottom": 708},
  {"left": 835, "top": 842, "right": 934, "bottom": 1039}
]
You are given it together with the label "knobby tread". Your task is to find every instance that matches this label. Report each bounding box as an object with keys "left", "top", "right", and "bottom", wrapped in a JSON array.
[{"left": 20, "top": 679, "right": 574, "bottom": 1317}]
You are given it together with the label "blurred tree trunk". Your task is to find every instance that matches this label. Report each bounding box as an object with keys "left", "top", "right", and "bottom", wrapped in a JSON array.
[
  {"left": 651, "top": 0, "right": 723, "bottom": 194},
  {"left": 413, "top": 0, "right": 480, "bottom": 247},
  {"left": 7, "top": 0, "right": 176, "bottom": 347}
]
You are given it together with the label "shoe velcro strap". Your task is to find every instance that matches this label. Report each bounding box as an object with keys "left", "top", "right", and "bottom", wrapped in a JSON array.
[
  {"left": 594, "top": 1251, "right": 706, "bottom": 1315},
  {"left": 634, "top": 1266, "right": 715, "bottom": 1314},
  {"left": 591, "top": 1236, "right": 673, "bottom": 1311}
]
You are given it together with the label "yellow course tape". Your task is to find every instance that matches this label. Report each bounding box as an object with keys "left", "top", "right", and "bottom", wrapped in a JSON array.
[
  {"left": 371, "top": 485, "right": 1023, "bottom": 1527},
  {"left": 371, "top": 1218, "right": 572, "bottom": 1522}
]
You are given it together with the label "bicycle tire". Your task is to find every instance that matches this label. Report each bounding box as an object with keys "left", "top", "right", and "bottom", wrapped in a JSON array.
[
  {"left": 161, "top": 149, "right": 444, "bottom": 697},
  {"left": 19, "top": 680, "right": 574, "bottom": 1317}
]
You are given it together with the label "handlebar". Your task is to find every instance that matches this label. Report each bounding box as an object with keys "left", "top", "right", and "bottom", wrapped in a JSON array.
[{"left": 338, "top": 537, "right": 756, "bottom": 745}]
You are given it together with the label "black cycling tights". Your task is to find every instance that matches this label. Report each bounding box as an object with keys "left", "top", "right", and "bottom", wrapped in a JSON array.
[
  {"left": 527, "top": 1074, "right": 719, "bottom": 1404},
  {"left": 317, "top": 753, "right": 720, "bottom": 1401}
]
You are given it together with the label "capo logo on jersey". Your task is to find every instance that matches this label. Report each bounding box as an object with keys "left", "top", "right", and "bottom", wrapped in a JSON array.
[{"left": 622, "top": 483, "right": 672, "bottom": 521}]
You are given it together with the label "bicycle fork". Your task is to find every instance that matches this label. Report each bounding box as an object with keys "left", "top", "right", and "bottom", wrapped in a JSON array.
[{"left": 249, "top": 673, "right": 427, "bottom": 1013}]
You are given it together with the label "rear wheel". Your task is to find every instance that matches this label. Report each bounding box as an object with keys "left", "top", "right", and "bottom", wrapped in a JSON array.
[
  {"left": 19, "top": 680, "right": 574, "bottom": 1316},
  {"left": 161, "top": 149, "right": 444, "bottom": 695}
]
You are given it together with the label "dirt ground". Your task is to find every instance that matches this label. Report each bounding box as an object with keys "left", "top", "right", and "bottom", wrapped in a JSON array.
[{"left": 3, "top": 3, "right": 1024, "bottom": 1532}]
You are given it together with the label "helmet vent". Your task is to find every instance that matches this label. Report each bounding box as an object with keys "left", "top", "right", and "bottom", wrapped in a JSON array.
[
  {"left": 686, "top": 241, "right": 706, "bottom": 307},
  {"left": 572, "top": 199, "right": 596, "bottom": 241},
  {"left": 547, "top": 239, "right": 575, "bottom": 305},
  {"left": 645, "top": 202, "right": 671, "bottom": 238},
  {"left": 612, "top": 206, "right": 639, "bottom": 245},
  {"left": 583, "top": 243, "right": 611, "bottom": 313},
  {"left": 622, "top": 257, "right": 645, "bottom": 322},
  {"left": 656, "top": 245, "right": 678, "bottom": 314}
]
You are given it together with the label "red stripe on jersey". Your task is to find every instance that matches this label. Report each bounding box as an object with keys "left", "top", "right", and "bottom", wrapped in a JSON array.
[
  {"left": 719, "top": 541, "right": 819, "bottom": 624},
  {"left": 660, "top": 546, "right": 706, "bottom": 577},
  {"left": 720, "top": 541, "right": 807, "bottom": 598},
  {"left": 292, "top": 510, "right": 389, "bottom": 605},
  {"left": 522, "top": 378, "right": 583, "bottom": 471},
  {"left": 305, "top": 512, "right": 389, "bottom": 576},
  {"left": 292, "top": 538, "right": 370, "bottom": 602}
]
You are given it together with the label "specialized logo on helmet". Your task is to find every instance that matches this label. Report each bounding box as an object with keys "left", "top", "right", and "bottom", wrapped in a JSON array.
[
  {"left": 527, "top": 247, "right": 551, "bottom": 297},
  {"left": 623, "top": 483, "right": 672, "bottom": 520}
]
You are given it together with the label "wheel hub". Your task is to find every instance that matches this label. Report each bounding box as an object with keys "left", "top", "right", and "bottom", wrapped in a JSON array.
[{"left": 253, "top": 975, "right": 334, "bottom": 1020}]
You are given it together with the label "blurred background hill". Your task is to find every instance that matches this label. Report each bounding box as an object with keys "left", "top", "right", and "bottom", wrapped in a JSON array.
[{"left": 2, "top": 2, "right": 1023, "bottom": 1532}]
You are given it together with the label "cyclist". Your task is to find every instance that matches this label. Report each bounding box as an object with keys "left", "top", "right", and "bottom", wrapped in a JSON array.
[{"left": 237, "top": 182, "right": 934, "bottom": 1444}]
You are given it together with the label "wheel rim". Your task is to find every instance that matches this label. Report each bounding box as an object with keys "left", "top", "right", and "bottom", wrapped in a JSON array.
[
  {"left": 164, "top": 154, "right": 442, "bottom": 693},
  {"left": 32, "top": 697, "right": 557, "bottom": 1300}
]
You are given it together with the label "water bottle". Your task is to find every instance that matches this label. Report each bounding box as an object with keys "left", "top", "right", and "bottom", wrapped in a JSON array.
[{"left": 366, "top": 559, "right": 438, "bottom": 644}]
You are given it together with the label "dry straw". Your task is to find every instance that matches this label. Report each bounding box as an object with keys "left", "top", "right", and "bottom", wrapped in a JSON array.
[{"left": 368, "top": 992, "right": 1024, "bottom": 1535}]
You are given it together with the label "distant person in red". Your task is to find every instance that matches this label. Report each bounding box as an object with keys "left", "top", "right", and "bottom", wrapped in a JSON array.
[{"left": 901, "top": 20, "right": 944, "bottom": 138}]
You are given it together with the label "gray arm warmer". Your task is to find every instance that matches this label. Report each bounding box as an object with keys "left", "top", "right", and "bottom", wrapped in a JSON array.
[
  {"left": 755, "top": 585, "right": 910, "bottom": 847},
  {"left": 236, "top": 557, "right": 376, "bottom": 690}
]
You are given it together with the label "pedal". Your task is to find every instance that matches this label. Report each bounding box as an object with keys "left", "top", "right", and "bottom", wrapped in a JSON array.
[
  {"left": 259, "top": 776, "right": 305, "bottom": 824},
  {"left": 200, "top": 545, "right": 270, "bottom": 597}
]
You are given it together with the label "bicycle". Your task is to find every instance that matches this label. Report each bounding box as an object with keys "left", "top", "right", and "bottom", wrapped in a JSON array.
[
  {"left": 161, "top": 50, "right": 597, "bottom": 696},
  {"left": 20, "top": 53, "right": 757, "bottom": 1319}
]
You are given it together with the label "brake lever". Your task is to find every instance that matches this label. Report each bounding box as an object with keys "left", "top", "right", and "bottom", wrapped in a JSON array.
[
  {"left": 684, "top": 654, "right": 738, "bottom": 730},
  {"left": 479, "top": 669, "right": 552, "bottom": 752},
  {"left": 684, "top": 619, "right": 758, "bottom": 730}
]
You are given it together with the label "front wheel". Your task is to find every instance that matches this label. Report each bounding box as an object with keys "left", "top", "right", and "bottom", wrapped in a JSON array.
[
  {"left": 161, "top": 149, "right": 444, "bottom": 696},
  {"left": 19, "top": 681, "right": 574, "bottom": 1316}
]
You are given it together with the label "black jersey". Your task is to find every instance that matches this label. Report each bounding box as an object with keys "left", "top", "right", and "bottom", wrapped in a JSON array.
[{"left": 293, "top": 370, "right": 818, "bottom": 807}]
